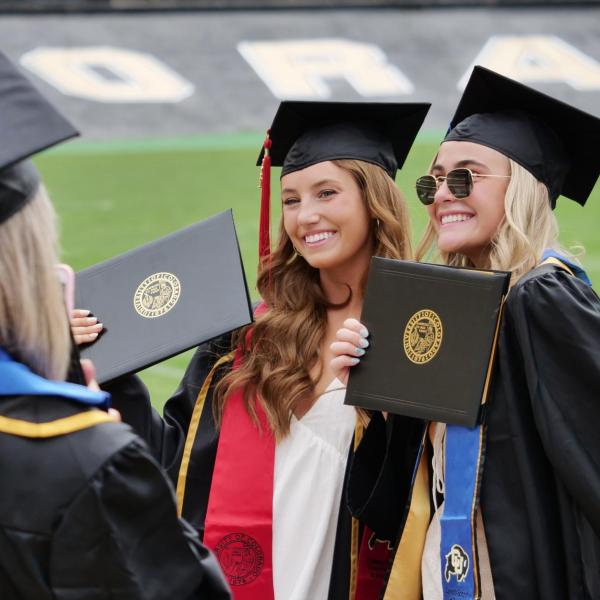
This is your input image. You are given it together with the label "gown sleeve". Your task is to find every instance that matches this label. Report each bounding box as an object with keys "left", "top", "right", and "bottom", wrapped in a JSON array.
[
  {"left": 507, "top": 268, "right": 600, "bottom": 535},
  {"left": 347, "top": 411, "right": 426, "bottom": 542},
  {"left": 103, "top": 332, "right": 233, "bottom": 481},
  {"left": 49, "top": 437, "right": 231, "bottom": 600}
]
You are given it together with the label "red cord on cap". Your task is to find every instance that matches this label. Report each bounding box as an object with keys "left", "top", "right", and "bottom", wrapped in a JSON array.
[{"left": 259, "top": 130, "right": 272, "bottom": 260}]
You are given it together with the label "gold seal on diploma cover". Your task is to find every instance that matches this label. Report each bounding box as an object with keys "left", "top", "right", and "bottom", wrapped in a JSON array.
[
  {"left": 403, "top": 309, "right": 443, "bottom": 364},
  {"left": 134, "top": 272, "right": 181, "bottom": 318}
]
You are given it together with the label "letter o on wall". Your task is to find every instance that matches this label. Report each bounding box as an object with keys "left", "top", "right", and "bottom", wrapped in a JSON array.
[{"left": 20, "top": 46, "right": 195, "bottom": 103}]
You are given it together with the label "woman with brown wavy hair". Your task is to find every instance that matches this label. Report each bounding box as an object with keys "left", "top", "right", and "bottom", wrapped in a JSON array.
[{"left": 77, "top": 101, "right": 430, "bottom": 600}]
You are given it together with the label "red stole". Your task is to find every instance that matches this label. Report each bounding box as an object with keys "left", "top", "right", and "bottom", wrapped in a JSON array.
[
  {"left": 203, "top": 347, "right": 275, "bottom": 599},
  {"left": 355, "top": 526, "right": 394, "bottom": 599}
]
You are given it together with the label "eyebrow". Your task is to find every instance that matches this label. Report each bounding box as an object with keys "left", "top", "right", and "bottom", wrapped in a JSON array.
[
  {"left": 432, "top": 159, "right": 489, "bottom": 172},
  {"left": 281, "top": 179, "right": 341, "bottom": 195}
]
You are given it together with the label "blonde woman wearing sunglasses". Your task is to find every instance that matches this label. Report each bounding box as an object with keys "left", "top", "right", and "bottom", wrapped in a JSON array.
[{"left": 331, "top": 67, "right": 600, "bottom": 600}]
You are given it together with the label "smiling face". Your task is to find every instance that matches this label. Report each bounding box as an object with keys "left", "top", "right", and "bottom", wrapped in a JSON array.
[
  {"left": 427, "top": 141, "right": 511, "bottom": 266},
  {"left": 281, "top": 160, "right": 373, "bottom": 277}
]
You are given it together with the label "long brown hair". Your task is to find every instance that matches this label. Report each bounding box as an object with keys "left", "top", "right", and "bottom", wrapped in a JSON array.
[{"left": 214, "top": 159, "right": 413, "bottom": 437}]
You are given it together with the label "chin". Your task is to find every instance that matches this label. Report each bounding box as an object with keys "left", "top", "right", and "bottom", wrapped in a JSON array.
[{"left": 436, "top": 236, "right": 465, "bottom": 256}]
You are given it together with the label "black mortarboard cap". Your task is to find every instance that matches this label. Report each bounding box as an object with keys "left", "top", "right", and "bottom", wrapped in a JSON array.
[
  {"left": 445, "top": 65, "right": 600, "bottom": 207},
  {"left": 0, "top": 51, "right": 79, "bottom": 224},
  {"left": 258, "top": 101, "right": 430, "bottom": 179},
  {"left": 256, "top": 101, "right": 430, "bottom": 257}
]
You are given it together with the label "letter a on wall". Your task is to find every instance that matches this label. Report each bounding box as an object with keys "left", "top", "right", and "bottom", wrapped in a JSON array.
[
  {"left": 238, "top": 39, "right": 413, "bottom": 98},
  {"left": 459, "top": 35, "right": 600, "bottom": 91},
  {"left": 20, "top": 47, "right": 194, "bottom": 103}
]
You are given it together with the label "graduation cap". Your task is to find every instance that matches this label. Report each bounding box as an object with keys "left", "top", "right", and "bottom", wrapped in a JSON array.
[
  {"left": 445, "top": 65, "right": 600, "bottom": 208},
  {"left": 256, "top": 101, "right": 430, "bottom": 258},
  {"left": 0, "top": 51, "right": 79, "bottom": 225}
]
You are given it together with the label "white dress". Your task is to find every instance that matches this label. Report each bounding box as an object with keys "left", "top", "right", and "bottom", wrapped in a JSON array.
[{"left": 273, "top": 378, "right": 356, "bottom": 600}]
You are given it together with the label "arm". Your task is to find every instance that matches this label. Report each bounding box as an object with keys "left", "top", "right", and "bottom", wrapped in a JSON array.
[{"left": 104, "top": 332, "right": 233, "bottom": 481}]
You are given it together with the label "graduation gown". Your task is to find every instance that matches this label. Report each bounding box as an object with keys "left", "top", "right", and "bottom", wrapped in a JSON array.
[
  {"left": 349, "top": 262, "right": 600, "bottom": 599},
  {"left": 105, "top": 332, "right": 358, "bottom": 599},
  {"left": 0, "top": 392, "right": 230, "bottom": 600}
]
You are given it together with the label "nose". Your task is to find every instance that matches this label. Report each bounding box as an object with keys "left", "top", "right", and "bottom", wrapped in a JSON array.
[
  {"left": 433, "top": 178, "right": 455, "bottom": 204},
  {"left": 297, "top": 201, "right": 320, "bottom": 225}
]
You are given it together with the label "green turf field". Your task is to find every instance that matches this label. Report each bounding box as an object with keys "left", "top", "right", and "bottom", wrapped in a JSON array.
[{"left": 36, "top": 132, "right": 600, "bottom": 411}]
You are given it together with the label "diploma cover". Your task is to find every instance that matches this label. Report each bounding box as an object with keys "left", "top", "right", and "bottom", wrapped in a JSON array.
[
  {"left": 76, "top": 210, "right": 252, "bottom": 383},
  {"left": 345, "top": 258, "right": 510, "bottom": 427}
]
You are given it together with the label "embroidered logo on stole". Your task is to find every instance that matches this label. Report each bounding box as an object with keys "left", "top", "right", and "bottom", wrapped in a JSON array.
[{"left": 444, "top": 544, "right": 469, "bottom": 584}]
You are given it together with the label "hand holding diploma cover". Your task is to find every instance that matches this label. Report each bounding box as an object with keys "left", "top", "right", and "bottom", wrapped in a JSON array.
[
  {"left": 76, "top": 210, "right": 252, "bottom": 383},
  {"left": 345, "top": 257, "right": 510, "bottom": 427}
]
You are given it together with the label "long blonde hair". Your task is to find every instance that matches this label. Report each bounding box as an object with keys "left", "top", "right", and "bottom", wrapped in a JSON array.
[
  {"left": 0, "top": 185, "right": 71, "bottom": 380},
  {"left": 215, "top": 159, "right": 413, "bottom": 437},
  {"left": 416, "top": 159, "right": 576, "bottom": 284}
]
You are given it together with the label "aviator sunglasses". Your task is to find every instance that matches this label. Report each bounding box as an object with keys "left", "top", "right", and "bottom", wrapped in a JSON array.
[{"left": 415, "top": 168, "right": 511, "bottom": 205}]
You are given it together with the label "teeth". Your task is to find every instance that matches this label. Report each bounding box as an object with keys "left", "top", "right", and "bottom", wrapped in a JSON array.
[
  {"left": 305, "top": 231, "right": 335, "bottom": 243},
  {"left": 441, "top": 214, "right": 472, "bottom": 225}
]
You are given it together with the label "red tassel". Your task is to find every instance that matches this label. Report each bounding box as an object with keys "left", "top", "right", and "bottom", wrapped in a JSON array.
[{"left": 259, "top": 130, "right": 272, "bottom": 260}]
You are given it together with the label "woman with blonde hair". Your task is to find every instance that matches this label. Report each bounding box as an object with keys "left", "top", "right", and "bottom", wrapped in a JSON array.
[
  {"left": 332, "top": 67, "right": 600, "bottom": 599},
  {"left": 77, "top": 100, "right": 430, "bottom": 599},
  {"left": 0, "top": 52, "right": 229, "bottom": 600}
]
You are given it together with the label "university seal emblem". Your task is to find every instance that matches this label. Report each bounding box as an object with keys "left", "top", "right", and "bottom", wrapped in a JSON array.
[
  {"left": 133, "top": 272, "right": 181, "bottom": 318},
  {"left": 215, "top": 533, "right": 264, "bottom": 586},
  {"left": 403, "top": 309, "right": 443, "bottom": 364}
]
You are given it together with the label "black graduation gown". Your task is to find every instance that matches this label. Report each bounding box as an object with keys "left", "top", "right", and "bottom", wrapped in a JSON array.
[
  {"left": 105, "top": 333, "right": 357, "bottom": 599},
  {"left": 349, "top": 263, "right": 600, "bottom": 599},
  {"left": 0, "top": 393, "right": 230, "bottom": 600}
]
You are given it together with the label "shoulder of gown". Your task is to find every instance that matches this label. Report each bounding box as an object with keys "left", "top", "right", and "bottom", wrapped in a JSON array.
[
  {"left": 50, "top": 436, "right": 231, "bottom": 600},
  {"left": 503, "top": 264, "right": 600, "bottom": 535}
]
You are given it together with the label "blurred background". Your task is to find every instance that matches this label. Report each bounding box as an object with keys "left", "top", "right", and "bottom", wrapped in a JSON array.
[{"left": 2, "top": 0, "right": 599, "bottom": 407}]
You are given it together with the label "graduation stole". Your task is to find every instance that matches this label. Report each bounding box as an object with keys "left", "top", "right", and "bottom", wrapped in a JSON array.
[
  {"left": 201, "top": 346, "right": 274, "bottom": 599},
  {"left": 439, "top": 424, "right": 485, "bottom": 600}
]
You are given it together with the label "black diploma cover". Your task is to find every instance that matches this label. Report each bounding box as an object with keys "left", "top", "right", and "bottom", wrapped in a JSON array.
[
  {"left": 345, "top": 258, "right": 510, "bottom": 427},
  {"left": 76, "top": 210, "right": 252, "bottom": 383}
]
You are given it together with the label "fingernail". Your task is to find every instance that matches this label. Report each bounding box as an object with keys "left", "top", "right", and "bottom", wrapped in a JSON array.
[
  {"left": 358, "top": 338, "right": 369, "bottom": 348},
  {"left": 354, "top": 347, "right": 366, "bottom": 356},
  {"left": 89, "top": 332, "right": 98, "bottom": 339},
  {"left": 86, "top": 317, "right": 98, "bottom": 324},
  {"left": 360, "top": 327, "right": 369, "bottom": 338},
  {"left": 79, "top": 309, "right": 90, "bottom": 317},
  {"left": 349, "top": 357, "right": 360, "bottom": 365},
  {"left": 96, "top": 323, "right": 103, "bottom": 329}
]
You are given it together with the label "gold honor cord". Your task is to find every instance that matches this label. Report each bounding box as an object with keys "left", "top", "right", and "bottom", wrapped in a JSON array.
[
  {"left": 176, "top": 352, "right": 235, "bottom": 517},
  {"left": 383, "top": 442, "right": 431, "bottom": 600},
  {"left": 0, "top": 410, "right": 116, "bottom": 438},
  {"left": 348, "top": 419, "right": 365, "bottom": 600}
]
